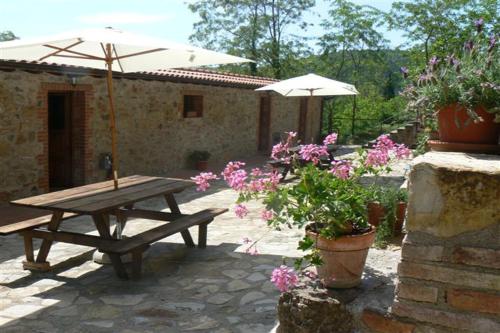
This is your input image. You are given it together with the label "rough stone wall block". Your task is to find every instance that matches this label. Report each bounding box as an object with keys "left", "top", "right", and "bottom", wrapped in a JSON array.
[{"left": 389, "top": 152, "right": 500, "bottom": 333}]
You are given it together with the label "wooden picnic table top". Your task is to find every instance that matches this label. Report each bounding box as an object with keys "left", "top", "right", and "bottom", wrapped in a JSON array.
[{"left": 11, "top": 175, "right": 194, "bottom": 215}]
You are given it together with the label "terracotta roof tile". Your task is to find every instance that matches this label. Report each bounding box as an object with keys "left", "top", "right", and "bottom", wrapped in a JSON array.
[{"left": 0, "top": 60, "right": 278, "bottom": 89}]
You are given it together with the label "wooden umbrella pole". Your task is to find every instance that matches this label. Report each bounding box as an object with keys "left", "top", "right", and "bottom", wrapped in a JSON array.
[{"left": 105, "top": 43, "right": 119, "bottom": 190}]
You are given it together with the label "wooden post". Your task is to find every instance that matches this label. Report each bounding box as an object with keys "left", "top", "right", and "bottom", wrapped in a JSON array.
[{"left": 105, "top": 43, "right": 119, "bottom": 190}]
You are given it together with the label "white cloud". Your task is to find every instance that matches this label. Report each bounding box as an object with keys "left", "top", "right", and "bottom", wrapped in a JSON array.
[{"left": 78, "top": 12, "right": 172, "bottom": 25}]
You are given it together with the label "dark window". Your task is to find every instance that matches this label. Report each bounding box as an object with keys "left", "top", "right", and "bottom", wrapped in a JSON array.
[{"left": 183, "top": 95, "right": 203, "bottom": 118}]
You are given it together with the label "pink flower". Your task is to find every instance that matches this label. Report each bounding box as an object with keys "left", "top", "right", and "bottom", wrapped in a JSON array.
[
  {"left": 323, "top": 133, "right": 338, "bottom": 146},
  {"left": 226, "top": 169, "right": 248, "bottom": 191},
  {"left": 251, "top": 168, "right": 263, "bottom": 177},
  {"left": 222, "top": 161, "right": 245, "bottom": 181},
  {"left": 271, "top": 265, "right": 299, "bottom": 292},
  {"left": 190, "top": 172, "right": 219, "bottom": 192},
  {"left": 261, "top": 209, "right": 274, "bottom": 221},
  {"left": 299, "top": 144, "right": 329, "bottom": 165},
  {"left": 246, "top": 246, "right": 259, "bottom": 256},
  {"left": 330, "top": 160, "right": 352, "bottom": 179},
  {"left": 242, "top": 237, "right": 252, "bottom": 244},
  {"left": 261, "top": 171, "right": 281, "bottom": 191},
  {"left": 374, "top": 134, "right": 395, "bottom": 152},
  {"left": 394, "top": 144, "right": 411, "bottom": 159},
  {"left": 234, "top": 204, "right": 249, "bottom": 218},
  {"left": 303, "top": 270, "right": 317, "bottom": 280},
  {"left": 364, "top": 148, "right": 389, "bottom": 167}
]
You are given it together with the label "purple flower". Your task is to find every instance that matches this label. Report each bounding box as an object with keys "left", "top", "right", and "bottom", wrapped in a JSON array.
[
  {"left": 464, "top": 40, "right": 474, "bottom": 52},
  {"left": 429, "top": 56, "right": 439, "bottom": 67},
  {"left": 330, "top": 160, "right": 352, "bottom": 180},
  {"left": 400, "top": 66, "right": 409, "bottom": 79},
  {"left": 489, "top": 34, "right": 496, "bottom": 52},
  {"left": 474, "top": 18, "right": 484, "bottom": 32}
]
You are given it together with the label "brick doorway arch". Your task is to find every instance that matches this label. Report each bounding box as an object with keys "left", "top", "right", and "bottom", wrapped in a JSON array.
[{"left": 36, "top": 83, "right": 94, "bottom": 193}]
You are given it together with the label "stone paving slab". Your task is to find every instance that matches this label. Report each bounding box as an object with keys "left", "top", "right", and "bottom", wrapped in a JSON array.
[{"left": 0, "top": 155, "right": 403, "bottom": 332}]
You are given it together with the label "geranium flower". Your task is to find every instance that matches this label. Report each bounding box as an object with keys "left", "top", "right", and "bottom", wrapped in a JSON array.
[
  {"left": 271, "top": 265, "right": 299, "bottom": 292},
  {"left": 234, "top": 204, "right": 249, "bottom": 218},
  {"left": 299, "top": 144, "right": 329, "bottom": 165},
  {"left": 190, "top": 172, "right": 219, "bottom": 192},
  {"left": 330, "top": 160, "right": 352, "bottom": 179},
  {"left": 323, "top": 133, "right": 338, "bottom": 145},
  {"left": 261, "top": 209, "right": 274, "bottom": 221}
]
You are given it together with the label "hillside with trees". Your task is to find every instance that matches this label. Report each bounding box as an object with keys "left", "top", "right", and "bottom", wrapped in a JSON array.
[{"left": 189, "top": 0, "right": 498, "bottom": 143}]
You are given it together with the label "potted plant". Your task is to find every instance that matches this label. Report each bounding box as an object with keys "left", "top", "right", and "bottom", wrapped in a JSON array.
[
  {"left": 191, "top": 132, "right": 411, "bottom": 289},
  {"left": 187, "top": 150, "right": 211, "bottom": 171},
  {"left": 401, "top": 19, "right": 499, "bottom": 150}
]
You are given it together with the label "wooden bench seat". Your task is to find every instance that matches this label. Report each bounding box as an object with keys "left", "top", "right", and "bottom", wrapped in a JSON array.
[
  {"left": 98, "top": 207, "right": 228, "bottom": 279},
  {"left": 0, "top": 206, "right": 77, "bottom": 236}
]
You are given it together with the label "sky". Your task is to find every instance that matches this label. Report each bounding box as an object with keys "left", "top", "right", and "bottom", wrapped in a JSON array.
[{"left": 0, "top": 0, "right": 405, "bottom": 47}]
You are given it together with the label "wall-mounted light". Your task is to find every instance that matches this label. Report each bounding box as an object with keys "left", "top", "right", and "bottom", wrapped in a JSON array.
[{"left": 67, "top": 74, "right": 79, "bottom": 86}]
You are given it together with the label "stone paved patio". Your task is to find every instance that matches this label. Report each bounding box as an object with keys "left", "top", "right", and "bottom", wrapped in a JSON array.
[{"left": 0, "top": 154, "right": 407, "bottom": 333}]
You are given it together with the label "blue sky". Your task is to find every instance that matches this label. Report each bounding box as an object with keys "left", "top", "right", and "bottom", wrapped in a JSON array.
[{"left": 0, "top": 0, "right": 404, "bottom": 47}]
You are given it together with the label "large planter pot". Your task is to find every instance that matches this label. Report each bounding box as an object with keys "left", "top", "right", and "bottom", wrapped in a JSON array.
[
  {"left": 437, "top": 104, "right": 499, "bottom": 144},
  {"left": 306, "top": 227, "right": 376, "bottom": 289}
]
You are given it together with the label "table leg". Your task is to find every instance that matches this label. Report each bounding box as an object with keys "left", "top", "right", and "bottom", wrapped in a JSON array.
[
  {"left": 93, "top": 213, "right": 128, "bottom": 279},
  {"left": 164, "top": 194, "right": 195, "bottom": 248},
  {"left": 35, "top": 211, "right": 63, "bottom": 263},
  {"left": 22, "top": 234, "right": 34, "bottom": 262},
  {"left": 112, "top": 209, "right": 128, "bottom": 240}
]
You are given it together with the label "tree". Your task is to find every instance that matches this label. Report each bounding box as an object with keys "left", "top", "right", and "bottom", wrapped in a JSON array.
[
  {"left": 188, "top": 0, "right": 315, "bottom": 78},
  {"left": 389, "top": 0, "right": 499, "bottom": 63},
  {"left": 319, "top": 0, "right": 388, "bottom": 135},
  {"left": 0, "top": 31, "right": 17, "bottom": 41}
]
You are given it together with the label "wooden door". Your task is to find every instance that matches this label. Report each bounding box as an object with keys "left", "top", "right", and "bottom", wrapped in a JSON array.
[
  {"left": 49, "top": 92, "right": 73, "bottom": 190},
  {"left": 258, "top": 96, "right": 271, "bottom": 151},
  {"left": 298, "top": 97, "right": 308, "bottom": 143}
]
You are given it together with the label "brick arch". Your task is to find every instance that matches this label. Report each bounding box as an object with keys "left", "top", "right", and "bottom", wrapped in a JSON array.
[{"left": 36, "top": 83, "right": 94, "bottom": 192}]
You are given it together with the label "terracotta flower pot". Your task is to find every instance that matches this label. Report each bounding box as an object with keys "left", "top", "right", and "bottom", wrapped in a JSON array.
[
  {"left": 394, "top": 202, "right": 407, "bottom": 236},
  {"left": 367, "top": 202, "right": 384, "bottom": 227},
  {"left": 196, "top": 160, "right": 208, "bottom": 171},
  {"left": 306, "top": 227, "right": 376, "bottom": 289},
  {"left": 437, "top": 104, "right": 499, "bottom": 144}
]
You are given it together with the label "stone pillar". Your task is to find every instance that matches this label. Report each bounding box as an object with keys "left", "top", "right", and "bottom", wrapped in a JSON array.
[{"left": 390, "top": 152, "right": 500, "bottom": 333}]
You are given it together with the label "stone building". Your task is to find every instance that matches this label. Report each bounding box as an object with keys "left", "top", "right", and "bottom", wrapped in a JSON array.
[{"left": 0, "top": 61, "right": 322, "bottom": 201}]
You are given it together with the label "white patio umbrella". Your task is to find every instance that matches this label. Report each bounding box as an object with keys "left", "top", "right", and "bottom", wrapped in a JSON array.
[
  {"left": 255, "top": 73, "right": 358, "bottom": 96},
  {"left": 256, "top": 73, "right": 358, "bottom": 142},
  {"left": 0, "top": 27, "right": 251, "bottom": 189}
]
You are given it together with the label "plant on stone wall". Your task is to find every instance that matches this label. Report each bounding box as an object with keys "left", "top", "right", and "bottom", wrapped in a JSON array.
[{"left": 191, "top": 132, "right": 410, "bottom": 291}]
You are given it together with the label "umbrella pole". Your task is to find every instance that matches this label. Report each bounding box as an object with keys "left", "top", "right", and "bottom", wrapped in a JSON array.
[{"left": 105, "top": 44, "right": 119, "bottom": 190}]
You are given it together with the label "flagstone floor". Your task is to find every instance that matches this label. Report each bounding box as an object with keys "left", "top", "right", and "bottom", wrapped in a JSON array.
[{"left": 0, "top": 154, "right": 407, "bottom": 333}]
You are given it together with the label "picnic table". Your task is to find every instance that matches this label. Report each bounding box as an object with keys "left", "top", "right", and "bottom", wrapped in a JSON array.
[{"left": 3, "top": 175, "right": 227, "bottom": 279}]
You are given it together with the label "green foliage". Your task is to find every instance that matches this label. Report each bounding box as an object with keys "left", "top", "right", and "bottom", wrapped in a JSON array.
[
  {"left": 369, "top": 186, "right": 408, "bottom": 247},
  {"left": 401, "top": 22, "right": 499, "bottom": 124},
  {"left": 188, "top": 0, "right": 315, "bottom": 78},
  {"left": 0, "top": 31, "right": 17, "bottom": 42}
]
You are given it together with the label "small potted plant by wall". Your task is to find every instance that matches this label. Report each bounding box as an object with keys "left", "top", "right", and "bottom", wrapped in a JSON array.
[
  {"left": 191, "top": 132, "right": 411, "bottom": 289},
  {"left": 401, "top": 19, "right": 499, "bottom": 153},
  {"left": 188, "top": 150, "right": 211, "bottom": 171}
]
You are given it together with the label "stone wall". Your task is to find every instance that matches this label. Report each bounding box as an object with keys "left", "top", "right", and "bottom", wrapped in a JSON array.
[
  {"left": 0, "top": 69, "right": 322, "bottom": 201},
  {"left": 363, "top": 152, "right": 500, "bottom": 333}
]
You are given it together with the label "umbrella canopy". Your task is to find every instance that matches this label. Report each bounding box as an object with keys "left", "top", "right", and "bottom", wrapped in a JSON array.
[
  {"left": 255, "top": 73, "right": 358, "bottom": 96},
  {"left": 0, "top": 28, "right": 251, "bottom": 189}
]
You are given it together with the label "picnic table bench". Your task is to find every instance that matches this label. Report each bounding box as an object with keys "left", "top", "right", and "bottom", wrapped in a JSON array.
[{"left": 2, "top": 175, "right": 227, "bottom": 279}]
